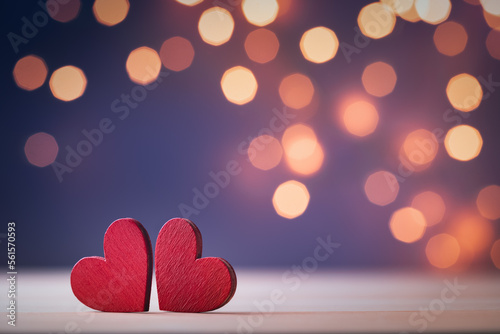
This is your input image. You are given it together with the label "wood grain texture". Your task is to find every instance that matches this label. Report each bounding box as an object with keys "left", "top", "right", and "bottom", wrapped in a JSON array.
[
  {"left": 70, "top": 218, "right": 153, "bottom": 312},
  {"left": 155, "top": 218, "right": 237, "bottom": 312},
  {"left": 6, "top": 270, "right": 500, "bottom": 333}
]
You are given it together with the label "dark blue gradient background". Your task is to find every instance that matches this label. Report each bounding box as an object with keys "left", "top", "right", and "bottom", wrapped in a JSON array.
[{"left": 1, "top": 0, "right": 499, "bottom": 269}]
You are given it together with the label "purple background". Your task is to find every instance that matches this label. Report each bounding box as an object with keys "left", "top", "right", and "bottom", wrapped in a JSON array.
[{"left": 2, "top": 0, "right": 499, "bottom": 269}]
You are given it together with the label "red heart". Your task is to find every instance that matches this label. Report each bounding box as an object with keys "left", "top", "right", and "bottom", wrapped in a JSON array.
[
  {"left": 155, "top": 218, "right": 237, "bottom": 312},
  {"left": 70, "top": 218, "right": 153, "bottom": 312}
]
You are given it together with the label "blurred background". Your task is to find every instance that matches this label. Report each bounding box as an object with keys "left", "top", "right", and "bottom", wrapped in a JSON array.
[{"left": 2, "top": 0, "right": 500, "bottom": 271}]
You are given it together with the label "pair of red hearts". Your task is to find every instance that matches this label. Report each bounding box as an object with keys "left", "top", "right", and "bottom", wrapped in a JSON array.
[{"left": 70, "top": 218, "right": 236, "bottom": 313}]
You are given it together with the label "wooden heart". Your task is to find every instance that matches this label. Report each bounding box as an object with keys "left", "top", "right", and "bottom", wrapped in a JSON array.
[
  {"left": 155, "top": 218, "right": 237, "bottom": 312},
  {"left": 70, "top": 218, "right": 153, "bottom": 312}
]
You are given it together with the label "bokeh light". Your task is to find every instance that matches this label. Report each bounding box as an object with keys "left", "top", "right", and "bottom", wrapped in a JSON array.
[
  {"left": 399, "top": 1, "right": 421, "bottom": 22},
  {"left": 277, "top": 0, "right": 291, "bottom": 17},
  {"left": 486, "top": 30, "right": 500, "bottom": 60},
  {"left": 481, "top": 0, "right": 500, "bottom": 15},
  {"left": 242, "top": 0, "right": 279, "bottom": 27},
  {"left": 13, "top": 55, "right": 48, "bottom": 91},
  {"left": 244, "top": 28, "right": 279, "bottom": 64},
  {"left": 446, "top": 73, "right": 483, "bottom": 112},
  {"left": 248, "top": 135, "right": 283, "bottom": 171},
  {"left": 381, "top": 0, "right": 414, "bottom": 15},
  {"left": 389, "top": 207, "right": 427, "bottom": 243},
  {"left": 342, "top": 100, "right": 379, "bottom": 137},
  {"left": 358, "top": 3, "right": 396, "bottom": 39},
  {"left": 282, "top": 124, "right": 324, "bottom": 175},
  {"left": 24, "top": 132, "right": 59, "bottom": 167},
  {"left": 433, "top": 21, "right": 468, "bottom": 56},
  {"left": 399, "top": 146, "right": 432, "bottom": 173},
  {"left": 491, "top": 240, "right": 500, "bottom": 269},
  {"left": 279, "top": 73, "right": 314, "bottom": 109},
  {"left": 300, "top": 26, "right": 339, "bottom": 64},
  {"left": 49, "top": 66, "right": 87, "bottom": 101},
  {"left": 282, "top": 124, "right": 317, "bottom": 159},
  {"left": 93, "top": 0, "right": 129, "bottom": 26},
  {"left": 444, "top": 125, "right": 483, "bottom": 161},
  {"left": 7, "top": 0, "right": 500, "bottom": 273},
  {"left": 286, "top": 142, "right": 324, "bottom": 175},
  {"left": 362, "top": 61, "right": 397, "bottom": 97},
  {"left": 476, "top": 185, "right": 500, "bottom": 220},
  {"left": 364, "top": 171, "right": 400, "bottom": 206},
  {"left": 483, "top": 10, "right": 500, "bottom": 31},
  {"left": 426, "top": 234, "right": 460, "bottom": 268},
  {"left": 160, "top": 36, "right": 195, "bottom": 72},
  {"left": 450, "top": 213, "right": 494, "bottom": 257},
  {"left": 198, "top": 7, "right": 234, "bottom": 46},
  {"left": 415, "top": 0, "right": 451, "bottom": 24},
  {"left": 126, "top": 47, "right": 162, "bottom": 85},
  {"left": 48, "top": 0, "right": 81, "bottom": 23},
  {"left": 175, "top": 0, "right": 203, "bottom": 6},
  {"left": 272, "top": 180, "right": 310, "bottom": 219},
  {"left": 402, "top": 129, "right": 438, "bottom": 166},
  {"left": 221, "top": 66, "right": 258, "bottom": 105},
  {"left": 411, "top": 191, "right": 445, "bottom": 226}
]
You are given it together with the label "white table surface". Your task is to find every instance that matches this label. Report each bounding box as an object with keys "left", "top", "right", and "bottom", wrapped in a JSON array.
[{"left": 1, "top": 269, "right": 499, "bottom": 333}]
